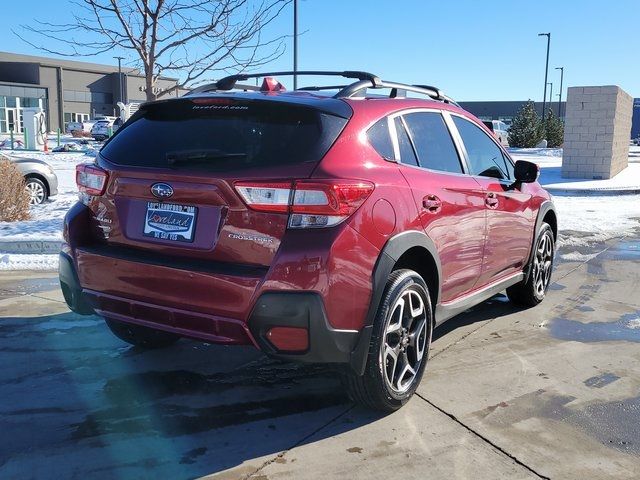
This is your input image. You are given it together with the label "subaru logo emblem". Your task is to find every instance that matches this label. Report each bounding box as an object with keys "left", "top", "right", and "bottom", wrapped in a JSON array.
[{"left": 151, "top": 183, "right": 174, "bottom": 199}]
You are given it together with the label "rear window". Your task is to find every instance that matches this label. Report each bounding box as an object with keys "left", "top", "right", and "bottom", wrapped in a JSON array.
[{"left": 100, "top": 99, "right": 347, "bottom": 172}]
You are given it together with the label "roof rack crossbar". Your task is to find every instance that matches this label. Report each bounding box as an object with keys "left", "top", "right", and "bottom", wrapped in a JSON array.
[
  {"left": 188, "top": 71, "right": 382, "bottom": 95},
  {"left": 185, "top": 70, "right": 457, "bottom": 106}
]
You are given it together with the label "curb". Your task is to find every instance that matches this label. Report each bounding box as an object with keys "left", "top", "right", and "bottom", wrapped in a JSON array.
[
  {"left": 543, "top": 186, "right": 640, "bottom": 196},
  {"left": 0, "top": 240, "right": 63, "bottom": 254}
]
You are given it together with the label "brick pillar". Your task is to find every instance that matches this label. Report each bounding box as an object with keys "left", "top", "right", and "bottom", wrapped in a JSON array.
[{"left": 562, "top": 86, "right": 633, "bottom": 179}]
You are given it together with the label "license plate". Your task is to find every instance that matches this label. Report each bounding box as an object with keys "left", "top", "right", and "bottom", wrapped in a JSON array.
[{"left": 143, "top": 202, "right": 197, "bottom": 243}]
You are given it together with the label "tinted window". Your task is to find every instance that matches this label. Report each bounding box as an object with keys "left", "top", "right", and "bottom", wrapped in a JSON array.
[
  {"left": 453, "top": 116, "right": 510, "bottom": 180},
  {"left": 394, "top": 118, "right": 418, "bottom": 166},
  {"left": 483, "top": 120, "right": 494, "bottom": 132},
  {"left": 402, "top": 112, "right": 462, "bottom": 173},
  {"left": 101, "top": 99, "right": 347, "bottom": 172},
  {"left": 367, "top": 118, "right": 394, "bottom": 160}
]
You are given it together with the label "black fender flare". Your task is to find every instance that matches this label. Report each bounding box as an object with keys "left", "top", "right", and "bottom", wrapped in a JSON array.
[
  {"left": 349, "top": 230, "right": 441, "bottom": 375},
  {"left": 523, "top": 200, "right": 557, "bottom": 283}
]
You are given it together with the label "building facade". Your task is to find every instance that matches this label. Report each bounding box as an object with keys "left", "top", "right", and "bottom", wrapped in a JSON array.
[
  {"left": 0, "top": 51, "right": 189, "bottom": 133},
  {"left": 460, "top": 99, "right": 639, "bottom": 139},
  {"left": 458, "top": 101, "right": 567, "bottom": 126}
]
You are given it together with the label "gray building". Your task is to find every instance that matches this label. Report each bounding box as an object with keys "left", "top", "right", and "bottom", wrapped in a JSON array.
[
  {"left": 460, "top": 99, "right": 639, "bottom": 139},
  {"left": 458, "top": 100, "right": 567, "bottom": 125},
  {"left": 0, "top": 51, "right": 189, "bottom": 133}
]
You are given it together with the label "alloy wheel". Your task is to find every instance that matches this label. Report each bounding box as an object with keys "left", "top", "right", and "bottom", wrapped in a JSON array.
[
  {"left": 25, "top": 181, "right": 45, "bottom": 205},
  {"left": 533, "top": 231, "right": 553, "bottom": 297},
  {"left": 380, "top": 288, "right": 428, "bottom": 395}
]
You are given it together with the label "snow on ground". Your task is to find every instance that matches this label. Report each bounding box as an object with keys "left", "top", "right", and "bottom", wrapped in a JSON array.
[
  {"left": 1, "top": 146, "right": 640, "bottom": 270},
  {"left": 511, "top": 146, "right": 640, "bottom": 191},
  {"left": 0, "top": 253, "right": 59, "bottom": 271},
  {"left": 510, "top": 147, "right": 640, "bottom": 260},
  {"left": 0, "top": 150, "right": 92, "bottom": 242}
]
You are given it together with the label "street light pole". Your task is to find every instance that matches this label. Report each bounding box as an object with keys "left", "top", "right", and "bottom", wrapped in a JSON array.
[
  {"left": 547, "top": 82, "right": 553, "bottom": 117},
  {"left": 538, "top": 33, "right": 551, "bottom": 123},
  {"left": 555, "top": 66, "right": 564, "bottom": 119},
  {"left": 293, "top": 0, "right": 298, "bottom": 90},
  {"left": 114, "top": 56, "right": 125, "bottom": 104}
]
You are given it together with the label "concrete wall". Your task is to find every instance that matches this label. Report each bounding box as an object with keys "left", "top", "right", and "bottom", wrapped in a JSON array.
[{"left": 562, "top": 86, "right": 633, "bottom": 179}]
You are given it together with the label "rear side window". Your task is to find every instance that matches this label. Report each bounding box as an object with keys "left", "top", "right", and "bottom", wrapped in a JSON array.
[
  {"left": 453, "top": 116, "right": 511, "bottom": 180},
  {"left": 394, "top": 118, "right": 419, "bottom": 167},
  {"left": 100, "top": 99, "right": 347, "bottom": 172},
  {"left": 402, "top": 112, "right": 463, "bottom": 174},
  {"left": 367, "top": 118, "right": 394, "bottom": 160}
]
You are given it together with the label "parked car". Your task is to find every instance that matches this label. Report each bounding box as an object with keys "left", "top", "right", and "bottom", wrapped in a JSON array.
[
  {"left": 90, "top": 117, "right": 118, "bottom": 141},
  {"left": 483, "top": 120, "right": 510, "bottom": 146},
  {"left": 5, "top": 155, "right": 58, "bottom": 205},
  {"left": 60, "top": 71, "right": 557, "bottom": 412},
  {"left": 66, "top": 120, "right": 95, "bottom": 135}
]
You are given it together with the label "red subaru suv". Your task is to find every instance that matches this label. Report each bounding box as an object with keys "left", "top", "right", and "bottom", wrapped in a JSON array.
[{"left": 60, "top": 71, "right": 556, "bottom": 411}]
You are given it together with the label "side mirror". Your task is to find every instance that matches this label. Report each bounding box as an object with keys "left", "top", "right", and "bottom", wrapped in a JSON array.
[{"left": 514, "top": 160, "right": 539, "bottom": 183}]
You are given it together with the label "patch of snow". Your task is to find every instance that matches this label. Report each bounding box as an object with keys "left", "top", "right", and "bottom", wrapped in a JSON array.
[
  {"left": 509, "top": 148, "right": 640, "bottom": 248},
  {"left": 0, "top": 253, "right": 59, "bottom": 271},
  {"left": 0, "top": 151, "right": 89, "bottom": 242},
  {"left": 559, "top": 251, "right": 599, "bottom": 262},
  {"left": 625, "top": 317, "right": 640, "bottom": 330}
]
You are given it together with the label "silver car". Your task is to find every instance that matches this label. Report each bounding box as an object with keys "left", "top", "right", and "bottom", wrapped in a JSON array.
[{"left": 1, "top": 154, "right": 58, "bottom": 205}]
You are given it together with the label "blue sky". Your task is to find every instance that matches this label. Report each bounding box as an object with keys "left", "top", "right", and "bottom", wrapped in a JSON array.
[{"left": 3, "top": 0, "right": 638, "bottom": 101}]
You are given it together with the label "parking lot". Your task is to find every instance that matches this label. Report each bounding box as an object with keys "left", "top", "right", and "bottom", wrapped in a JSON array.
[{"left": 1, "top": 229, "right": 639, "bottom": 479}]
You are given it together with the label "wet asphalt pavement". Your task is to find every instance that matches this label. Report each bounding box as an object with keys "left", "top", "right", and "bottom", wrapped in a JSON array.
[{"left": 1, "top": 231, "right": 640, "bottom": 479}]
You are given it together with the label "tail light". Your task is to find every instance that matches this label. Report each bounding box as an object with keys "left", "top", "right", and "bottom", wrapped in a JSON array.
[
  {"left": 234, "top": 180, "right": 374, "bottom": 229},
  {"left": 76, "top": 163, "right": 108, "bottom": 196}
]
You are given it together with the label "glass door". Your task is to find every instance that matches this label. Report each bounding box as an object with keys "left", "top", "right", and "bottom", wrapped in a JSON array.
[{"left": 6, "top": 108, "right": 20, "bottom": 133}]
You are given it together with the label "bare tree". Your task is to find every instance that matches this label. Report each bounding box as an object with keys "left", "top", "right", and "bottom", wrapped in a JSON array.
[{"left": 17, "top": 0, "right": 291, "bottom": 101}]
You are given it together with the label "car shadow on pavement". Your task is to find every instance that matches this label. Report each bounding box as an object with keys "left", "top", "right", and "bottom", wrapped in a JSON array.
[
  {"left": 0, "top": 310, "right": 384, "bottom": 478},
  {"left": 433, "top": 293, "right": 524, "bottom": 342},
  {"left": 0, "top": 292, "right": 525, "bottom": 478}
]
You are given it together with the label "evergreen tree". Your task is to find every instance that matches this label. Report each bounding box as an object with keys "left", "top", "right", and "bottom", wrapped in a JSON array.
[
  {"left": 508, "top": 101, "right": 544, "bottom": 148},
  {"left": 544, "top": 108, "right": 565, "bottom": 148}
]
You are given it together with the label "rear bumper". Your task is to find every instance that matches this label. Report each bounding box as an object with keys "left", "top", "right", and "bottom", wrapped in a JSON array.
[
  {"left": 60, "top": 246, "right": 361, "bottom": 365},
  {"left": 60, "top": 202, "right": 378, "bottom": 369},
  {"left": 59, "top": 252, "right": 94, "bottom": 315},
  {"left": 248, "top": 292, "right": 359, "bottom": 364}
]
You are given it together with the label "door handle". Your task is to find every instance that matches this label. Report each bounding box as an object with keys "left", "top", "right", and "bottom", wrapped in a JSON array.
[
  {"left": 422, "top": 195, "right": 442, "bottom": 214},
  {"left": 485, "top": 192, "right": 499, "bottom": 209}
]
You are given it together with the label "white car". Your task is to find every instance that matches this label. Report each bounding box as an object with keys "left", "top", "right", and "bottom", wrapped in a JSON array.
[
  {"left": 66, "top": 120, "right": 95, "bottom": 134},
  {"left": 90, "top": 117, "right": 118, "bottom": 141},
  {"left": 483, "top": 120, "right": 510, "bottom": 147}
]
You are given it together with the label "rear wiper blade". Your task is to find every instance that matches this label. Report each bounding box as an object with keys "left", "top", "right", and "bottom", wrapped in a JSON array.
[{"left": 166, "top": 150, "right": 247, "bottom": 165}]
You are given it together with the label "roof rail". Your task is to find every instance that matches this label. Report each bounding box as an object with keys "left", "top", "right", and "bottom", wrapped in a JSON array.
[
  {"left": 336, "top": 80, "right": 458, "bottom": 106},
  {"left": 185, "top": 70, "right": 457, "bottom": 106}
]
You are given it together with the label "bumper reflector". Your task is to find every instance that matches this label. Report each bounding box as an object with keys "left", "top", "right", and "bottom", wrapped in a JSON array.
[{"left": 266, "top": 326, "right": 309, "bottom": 352}]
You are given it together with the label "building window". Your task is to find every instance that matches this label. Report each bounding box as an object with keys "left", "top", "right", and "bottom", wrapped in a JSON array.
[{"left": 64, "top": 89, "right": 113, "bottom": 104}]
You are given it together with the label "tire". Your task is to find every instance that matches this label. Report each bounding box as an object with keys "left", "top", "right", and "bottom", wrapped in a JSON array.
[
  {"left": 104, "top": 318, "right": 180, "bottom": 349},
  {"left": 24, "top": 177, "right": 48, "bottom": 205},
  {"left": 344, "top": 269, "right": 433, "bottom": 412},
  {"left": 507, "top": 223, "right": 555, "bottom": 307}
]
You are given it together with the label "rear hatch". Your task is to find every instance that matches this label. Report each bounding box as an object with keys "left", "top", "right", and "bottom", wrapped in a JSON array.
[{"left": 87, "top": 95, "right": 350, "bottom": 267}]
